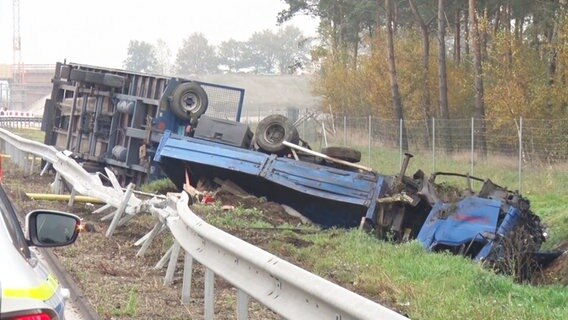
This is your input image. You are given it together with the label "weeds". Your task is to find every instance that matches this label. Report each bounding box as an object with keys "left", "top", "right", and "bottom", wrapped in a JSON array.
[
  {"left": 139, "top": 178, "right": 177, "bottom": 194},
  {"left": 291, "top": 230, "right": 568, "bottom": 319},
  {"left": 111, "top": 286, "right": 138, "bottom": 317}
]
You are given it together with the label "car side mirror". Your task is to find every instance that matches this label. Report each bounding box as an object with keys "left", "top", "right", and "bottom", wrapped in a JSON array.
[{"left": 25, "top": 210, "right": 81, "bottom": 247}]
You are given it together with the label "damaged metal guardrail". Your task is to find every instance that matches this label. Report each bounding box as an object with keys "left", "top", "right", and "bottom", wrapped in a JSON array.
[{"left": 0, "top": 127, "right": 409, "bottom": 320}]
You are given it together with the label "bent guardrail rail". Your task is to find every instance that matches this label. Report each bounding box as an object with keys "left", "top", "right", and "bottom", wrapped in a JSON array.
[
  {"left": 0, "top": 128, "right": 410, "bottom": 320},
  {"left": 160, "top": 192, "right": 408, "bottom": 320},
  {"left": 0, "top": 128, "right": 144, "bottom": 216}
]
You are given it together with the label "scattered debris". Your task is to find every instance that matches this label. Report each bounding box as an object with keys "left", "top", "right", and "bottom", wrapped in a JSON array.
[
  {"left": 281, "top": 204, "right": 312, "bottom": 225},
  {"left": 201, "top": 194, "right": 215, "bottom": 205},
  {"left": 214, "top": 178, "right": 250, "bottom": 198}
]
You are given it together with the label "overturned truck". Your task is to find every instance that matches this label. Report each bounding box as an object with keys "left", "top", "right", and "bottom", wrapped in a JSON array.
[
  {"left": 42, "top": 63, "right": 558, "bottom": 276},
  {"left": 42, "top": 62, "right": 244, "bottom": 185}
]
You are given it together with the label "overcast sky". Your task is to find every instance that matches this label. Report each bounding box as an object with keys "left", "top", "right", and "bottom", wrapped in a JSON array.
[{"left": 0, "top": 0, "right": 318, "bottom": 68}]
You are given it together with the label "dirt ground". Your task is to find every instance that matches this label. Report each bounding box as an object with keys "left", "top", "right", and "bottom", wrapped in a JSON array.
[
  {"left": 2, "top": 164, "right": 302, "bottom": 319},
  {"left": 3, "top": 162, "right": 568, "bottom": 319}
]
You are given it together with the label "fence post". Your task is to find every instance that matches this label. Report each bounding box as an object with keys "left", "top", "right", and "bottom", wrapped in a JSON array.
[
  {"left": 368, "top": 115, "right": 372, "bottom": 166},
  {"left": 432, "top": 117, "right": 436, "bottom": 172},
  {"left": 343, "top": 115, "right": 346, "bottom": 146},
  {"left": 518, "top": 117, "right": 523, "bottom": 193},
  {"left": 302, "top": 111, "right": 307, "bottom": 145},
  {"left": 471, "top": 117, "right": 475, "bottom": 176},
  {"left": 399, "top": 118, "right": 403, "bottom": 169}
]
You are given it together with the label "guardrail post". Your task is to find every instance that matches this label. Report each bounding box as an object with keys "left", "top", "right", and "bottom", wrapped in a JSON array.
[
  {"left": 237, "top": 289, "right": 249, "bottom": 320},
  {"left": 136, "top": 221, "right": 165, "bottom": 257},
  {"left": 181, "top": 252, "right": 194, "bottom": 305},
  {"left": 68, "top": 188, "right": 77, "bottom": 207},
  {"left": 29, "top": 154, "right": 36, "bottom": 175},
  {"left": 40, "top": 162, "right": 51, "bottom": 176},
  {"left": 105, "top": 183, "right": 134, "bottom": 237},
  {"left": 93, "top": 203, "right": 113, "bottom": 215},
  {"left": 154, "top": 245, "right": 174, "bottom": 270},
  {"left": 50, "top": 172, "right": 65, "bottom": 194},
  {"left": 164, "top": 240, "right": 181, "bottom": 286},
  {"left": 15, "top": 150, "right": 24, "bottom": 168},
  {"left": 204, "top": 268, "right": 215, "bottom": 320}
]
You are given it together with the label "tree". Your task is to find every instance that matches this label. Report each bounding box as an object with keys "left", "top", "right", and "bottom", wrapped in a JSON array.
[
  {"left": 123, "top": 40, "right": 158, "bottom": 73},
  {"left": 278, "top": 0, "right": 378, "bottom": 68},
  {"left": 153, "top": 39, "right": 172, "bottom": 74},
  {"left": 438, "top": 0, "right": 452, "bottom": 151},
  {"left": 408, "top": 0, "right": 434, "bottom": 145},
  {"left": 469, "top": 0, "right": 487, "bottom": 155},
  {"left": 243, "top": 30, "right": 280, "bottom": 74},
  {"left": 218, "top": 39, "right": 246, "bottom": 72},
  {"left": 384, "top": 0, "right": 408, "bottom": 150},
  {"left": 275, "top": 26, "right": 312, "bottom": 74},
  {"left": 175, "top": 33, "right": 218, "bottom": 75}
]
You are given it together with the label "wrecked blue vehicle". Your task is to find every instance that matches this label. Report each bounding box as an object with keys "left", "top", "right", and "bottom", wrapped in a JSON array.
[
  {"left": 155, "top": 124, "right": 555, "bottom": 277},
  {"left": 41, "top": 62, "right": 555, "bottom": 277},
  {"left": 408, "top": 172, "right": 555, "bottom": 274}
]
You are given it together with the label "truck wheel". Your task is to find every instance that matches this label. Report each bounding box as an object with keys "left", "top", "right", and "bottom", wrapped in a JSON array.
[
  {"left": 321, "top": 146, "right": 361, "bottom": 163},
  {"left": 170, "top": 82, "right": 208, "bottom": 121},
  {"left": 255, "top": 115, "right": 299, "bottom": 154}
]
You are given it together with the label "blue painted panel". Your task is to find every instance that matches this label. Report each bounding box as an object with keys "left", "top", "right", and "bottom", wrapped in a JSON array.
[
  {"left": 266, "top": 158, "right": 379, "bottom": 205},
  {"left": 155, "top": 133, "right": 268, "bottom": 176},
  {"left": 417, "top": 197, "right": 501, "bottom": 249},
  {"left": 155, "top": 132, "right": 380, "bottom": 207},
  {"left": 497, "top": 206, "right": 520, "bottom": 236}
]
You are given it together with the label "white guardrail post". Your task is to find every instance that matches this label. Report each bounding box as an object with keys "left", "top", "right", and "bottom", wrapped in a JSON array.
[
  {"left": 1, "top": 128, "right": 409, "bottom": 320},
  {"left": 157, "top": 192, "right": 409, "bottom": 320}
]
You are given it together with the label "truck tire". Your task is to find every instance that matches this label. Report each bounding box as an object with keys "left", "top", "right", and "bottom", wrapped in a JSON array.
[
  {"left": 255, "top": 115, "right": 299, "bottom": 154},
  {"left": 170, "top": 82, "right": 208, "bottom": 121},
  {"left": 321, "top": 146, "right": 361, "bottom": 163}
]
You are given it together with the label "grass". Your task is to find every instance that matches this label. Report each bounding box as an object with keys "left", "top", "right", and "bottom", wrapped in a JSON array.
[
  {"left": 198, "top": 204, "right": 274, "bottom": 229},
  {"left": 7, "top": 128, "right": 45, "bottom": 142},
  {"left": 531, "top": 193, "right": 568, "bottom": 250},
  {"left": 198, "top": 143, "right": 568, "bottom": 319},
  {"left": 291, "top": 231, "right": 568, "bottom": 320},
  {"left": 139, "top": 178, "right": 177, "bottom": 194},
  {"left": 111, "top": 286, "right": 138, "bottom": 317}
]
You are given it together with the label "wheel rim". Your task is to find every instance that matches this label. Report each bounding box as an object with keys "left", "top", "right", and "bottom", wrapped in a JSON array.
[
  {"left": 264, "top": 123, "right": 285, "bottom": 144},
  {"left": 181, "top": 92, "right": 200, "bottom": 113}
]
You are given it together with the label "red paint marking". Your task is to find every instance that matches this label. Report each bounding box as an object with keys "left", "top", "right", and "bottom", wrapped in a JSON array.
[{"left": 453, "top": 213, "right": 489, "bottom": 224}]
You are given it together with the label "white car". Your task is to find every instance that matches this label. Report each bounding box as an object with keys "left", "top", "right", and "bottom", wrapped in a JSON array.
[{"left": 0, "top": 184, "right": 81, "bottom": 320}]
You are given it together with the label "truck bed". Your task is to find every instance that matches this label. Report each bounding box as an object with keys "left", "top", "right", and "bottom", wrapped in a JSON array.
[{"left": 154, "top": 131, "right": 387, "bottom": 228}]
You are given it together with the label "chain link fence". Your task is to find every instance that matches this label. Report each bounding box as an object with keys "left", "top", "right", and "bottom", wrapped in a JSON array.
[{"left": 241, "top": 108, "right": 567, "bottom": 193}]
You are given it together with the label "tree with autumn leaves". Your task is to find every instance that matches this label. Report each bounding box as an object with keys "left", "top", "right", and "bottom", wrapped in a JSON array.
[{"left": 279, "top": 0, "right": 568, "bottom": 155}]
